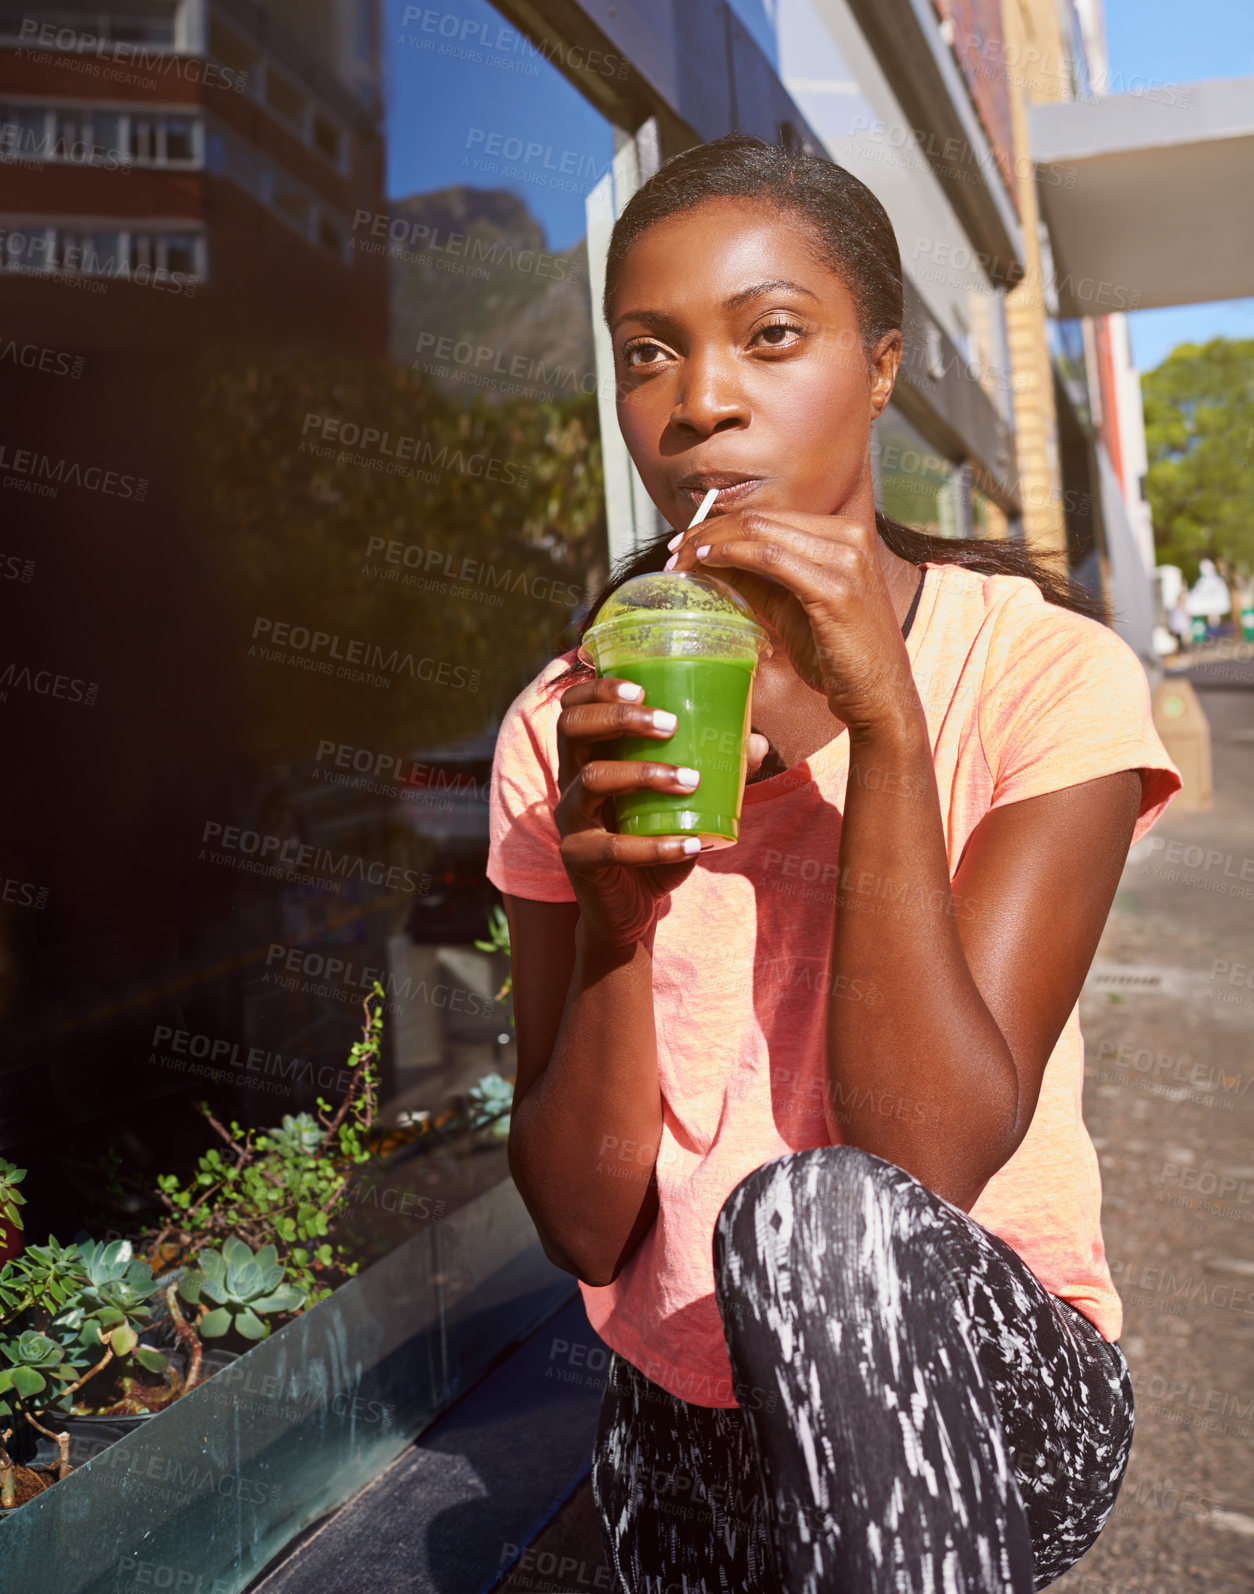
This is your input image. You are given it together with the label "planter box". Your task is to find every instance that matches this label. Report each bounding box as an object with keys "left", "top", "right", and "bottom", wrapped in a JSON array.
[{"left": 1, "top": 1174, "right": 574, "bottom": 1594}]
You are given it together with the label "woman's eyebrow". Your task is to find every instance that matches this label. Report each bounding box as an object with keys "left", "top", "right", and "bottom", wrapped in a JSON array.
[
  {"left": 613, "top": 279, "right": 821, "bottom": 333},
  {"left": 722, "top": 278, "right": 820, "bottom": 312}
]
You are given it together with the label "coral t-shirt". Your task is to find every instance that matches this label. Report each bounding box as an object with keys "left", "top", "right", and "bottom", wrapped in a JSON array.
[{"left": 486, "top": 561, "right": 1182, "bottom": 1407}]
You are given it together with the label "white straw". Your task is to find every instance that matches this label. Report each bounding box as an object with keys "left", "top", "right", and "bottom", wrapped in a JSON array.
[{"left": 688, "top": 487, "right": 718, "bottom": 529}]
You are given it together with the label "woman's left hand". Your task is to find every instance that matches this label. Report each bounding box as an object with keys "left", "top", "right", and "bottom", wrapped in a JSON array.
[{"left": 667, "top": 509, "right": 921, "bottom": 741}]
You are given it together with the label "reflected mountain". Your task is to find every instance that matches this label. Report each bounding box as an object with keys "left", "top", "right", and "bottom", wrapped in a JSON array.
[{"left": 385, "top": 187, "right": 595, "bottom": 400}]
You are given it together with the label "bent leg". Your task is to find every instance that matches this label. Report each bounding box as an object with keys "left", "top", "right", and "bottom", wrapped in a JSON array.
[
  {"left": 712, "top": 1145, "right": 1134, "bottom": 1594},
  {"left": 590, "top": 1348, "right": 776, "bottom": 1593}
]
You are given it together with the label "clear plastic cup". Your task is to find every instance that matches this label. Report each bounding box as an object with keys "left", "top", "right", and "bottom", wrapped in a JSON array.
[{"left": 578, "top": 571, "right": 771, "bottom": 848}]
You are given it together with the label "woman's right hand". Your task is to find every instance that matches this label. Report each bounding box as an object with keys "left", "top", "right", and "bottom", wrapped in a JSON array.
[{"left": 555, "top": 675, "right": 769, "bottom": 948}]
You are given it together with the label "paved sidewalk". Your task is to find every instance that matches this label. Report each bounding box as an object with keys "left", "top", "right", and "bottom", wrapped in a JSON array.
[
  {"left": 498, "top": 670, "right": 1254, "bottom": 1594},
  {"left": 1052, "top": 671, "right": 1254, "bottom": 1594}
]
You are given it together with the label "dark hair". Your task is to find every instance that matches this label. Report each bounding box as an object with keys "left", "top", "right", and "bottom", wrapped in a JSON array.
[{"left": 551, "top": 133, "right": 1106, "bottom": 691}]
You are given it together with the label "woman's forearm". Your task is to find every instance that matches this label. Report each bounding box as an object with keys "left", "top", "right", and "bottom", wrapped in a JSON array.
[
  {"left": 826, "top": 711, "right": 1019, "bottom": 1209},
  {"left": 508, "top": 919, "right": 663, "bottom": 1285}
]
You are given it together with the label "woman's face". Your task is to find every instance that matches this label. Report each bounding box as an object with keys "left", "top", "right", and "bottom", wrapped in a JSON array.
[{"left": 609, "top": 197, "right": 900, "bottom": 530}]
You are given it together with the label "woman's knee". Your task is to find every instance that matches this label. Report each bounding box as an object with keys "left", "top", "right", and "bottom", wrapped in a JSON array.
[{"left": 713, "top": 1144, "right": 916, "bottom": 1291}]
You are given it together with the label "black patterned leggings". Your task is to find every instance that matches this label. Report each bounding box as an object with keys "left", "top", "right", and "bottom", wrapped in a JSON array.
[{"left": 591, "top": 1146, "right": 1134, "bottom": 1593}]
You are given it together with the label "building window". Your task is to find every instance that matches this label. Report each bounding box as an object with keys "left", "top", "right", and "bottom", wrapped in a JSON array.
[
  {"left": 312, "top": 111, "right": 342, "bottom": 166},
  {"left": 0, "top": 7, "right": 181, "bottom": 48},
  {"left": 265, "top": 67, "right": 307, "bottom": 131},
  {"left": 0, "top": 103, "right": 202, "bottom": 168},
  {"left": 272, "top": 180, "right": 312, "bottom": 230},
  {"left": 206, "top": 120, "right": 350, "bottom": 261},
  {"left": 127, "top": 111, "right": 201, "bottom": 165},
  {"left": 0, "top": 223, "right": 205, "bottom": 281},
  {"left": 317, "top": 214, "right": 345, "bottom": 258},
  {"left": 875, "top": 405, "right": 968, "bottom": 538}
]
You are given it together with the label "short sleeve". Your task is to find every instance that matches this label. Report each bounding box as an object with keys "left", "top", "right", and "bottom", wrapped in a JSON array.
[
  {"left": 977, "top": 588, "right": 1182, "bottom": 845},
  {"left": 486, "top": 656, "right": 578, "bottom": 902}
]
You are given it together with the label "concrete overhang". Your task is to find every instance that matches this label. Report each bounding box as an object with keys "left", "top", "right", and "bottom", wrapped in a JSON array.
[{"left": 1029, "top": 77, "right": 1254, "bottom": 318}]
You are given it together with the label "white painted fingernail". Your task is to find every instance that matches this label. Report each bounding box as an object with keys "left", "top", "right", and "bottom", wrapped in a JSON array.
[
  {"left": 674, "top": 766, "right": 700, "bottom": 787},
  {"left": 681, "top": 836, "right": 702, "bottom": 853},
  {"left": 695, "top": 544, "right": 711, "bottom": 559},
  {"left": 663, "top": 553, "right": 677, "bottom": 571},
  {"left": 615, "top": 681, "right": 644, "bottom": 699},
  {"left": 667, "top": 531, "right": 683, "bottom": 550},
  {"left": 652, "top": 709, "right": 677, "bottom": 731}
]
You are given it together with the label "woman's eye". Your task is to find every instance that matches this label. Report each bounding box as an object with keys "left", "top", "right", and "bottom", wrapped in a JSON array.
[
  {"left": 624, "top": 342, "right": 668, "bottom": 367},
  {"left": 755, "top": 321, "right": 803, "bottom": 347}
]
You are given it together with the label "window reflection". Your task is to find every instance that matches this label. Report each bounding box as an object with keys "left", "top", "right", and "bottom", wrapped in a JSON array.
[
  {"left": 875, "top": 404, "right": 968, "bottom": 538},
  {"left": 1, "top": 1, "right": 613, "bottom": 1255}
]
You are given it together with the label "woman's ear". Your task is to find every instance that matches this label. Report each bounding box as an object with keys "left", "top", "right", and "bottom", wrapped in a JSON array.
[{"left": 868, "top": 330, "right": 902, "bottom": 419}]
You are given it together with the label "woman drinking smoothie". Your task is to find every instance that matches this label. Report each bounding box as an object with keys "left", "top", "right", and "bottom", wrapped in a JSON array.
[{"left": 486, "top": 134, "right": 1181, "bottom": 1593}]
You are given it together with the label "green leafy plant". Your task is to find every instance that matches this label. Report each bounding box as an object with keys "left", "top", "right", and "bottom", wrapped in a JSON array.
[
  {"left": 0, "top": 1238, "right": 171, "bottom": 1500},
  {"left": 0, "top": 1158, "right": 26, "bottom": 1250},
  {"left": 142, "top": 984, "right": 386, "bottom": 1306},
  {"left": 1143, "top": 336, "right": 1254, "bottom": 634},
  {"left": 474, "top": 903, "right": 514, "bottom": 1031},
  {"left": 0, "top": 1237, "right": 86, "bottom": 1322},
  {"left": 177, "top": 1238, "right": 305, "bottom": 1342}
]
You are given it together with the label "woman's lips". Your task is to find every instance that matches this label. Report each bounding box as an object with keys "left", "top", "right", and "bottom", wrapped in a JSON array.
[{"left": 676, "top": 478, "right": 764, "bottom": 514}]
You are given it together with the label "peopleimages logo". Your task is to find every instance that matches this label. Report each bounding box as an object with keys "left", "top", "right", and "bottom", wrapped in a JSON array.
[
  {"left": 0, "top": 442, "right": 147, "bottom": 501},
  {"left": 200, "top": 822, "right": 429, "bottom": 894},
  {"left": 0, "top": 664, "right": 98, "bottom": 706},
  {"left": 0, "top": 337, "right": 85, "bottom": 378},
  {"left": 299, "top": 414, "right": 530, "bottom": 485},
  {"left": 249, "top": 618, "right": 481, "bottom": 693}
]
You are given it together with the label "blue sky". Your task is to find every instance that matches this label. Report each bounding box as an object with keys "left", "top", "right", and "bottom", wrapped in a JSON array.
[{"left": 1104, "top": 0, "right": 1254, "bottom": 369}]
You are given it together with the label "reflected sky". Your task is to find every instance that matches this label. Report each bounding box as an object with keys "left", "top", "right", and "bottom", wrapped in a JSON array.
[{"left": 384, "top": 0, "right": 616, "bottom": 251}]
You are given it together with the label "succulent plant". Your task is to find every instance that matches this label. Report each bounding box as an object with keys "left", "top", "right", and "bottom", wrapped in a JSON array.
[
  {"left": 60, "top": 1239, "right": 168, "bottom": 1370},
  {"left": 0, "top": 1330, "right": 78, "bottom": 1416},
  {"left": 262, "top": 1113, "right": 326, "bottom": 1156},
  {"left": 0, "top": 1236, "right": 87, "bottom": 1321},
  {"left": 178, "top": 1237, "right": 305, "bottom": 1341},
  {"left": 466, "top": 1072, "right": 513, "bottom": 1139}
]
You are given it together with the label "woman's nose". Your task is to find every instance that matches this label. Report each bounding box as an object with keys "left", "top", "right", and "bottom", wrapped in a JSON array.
[{"left": 668, "top": 348, "right": 749, "bottom": 437}]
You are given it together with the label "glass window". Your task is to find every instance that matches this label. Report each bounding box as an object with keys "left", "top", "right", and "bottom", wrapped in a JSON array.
[
  {"left": 1, "top": 0, "right": 617, "bottom": 1443},
  {"left": 272, "top": 181, "right": 312, "bottom": 228},
  {"left": 0, "top": 224, "right": 47, "bottom": 268},
  {"left": 61, "top": 229, "right": 122, "bottom": 275},
  {"left": 875, "top": 404, "right": 967, "bottom": 537},
  {"left": 164, "top": 117, "right": 196, "bottom": 162},
  {"left": 312, "top": 112, "right": 342, "bottom": 165},
  {"left": 0, "top": 104, "right": 47, "bottom": 156},
  {"left": 266, "top": 67, "right": 307, "bottom": 129},
  {"left": 92, "top": 109, "right": 123, "bottom": 155},
  {"left": 164, "top": 234, "right": 200, "bottom": 276},
  {"left": 972, "top": 484, "right": 1009, "bottom": 541},
  {"left": 129, "top": 115, "right": 156, "bottom": 162}
]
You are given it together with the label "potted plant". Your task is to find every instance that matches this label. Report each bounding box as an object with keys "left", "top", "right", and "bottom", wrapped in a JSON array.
[{"left": 0, "top": 979, "right": 517, "bottom": 1514}]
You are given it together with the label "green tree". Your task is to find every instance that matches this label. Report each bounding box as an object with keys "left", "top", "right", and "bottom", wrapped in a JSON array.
[
  {"left": 193, "top": 348, "right": 606, "bottom": 761},
  {"left": 1142, "top": 337, "right": 1254, "bottom": 634}
]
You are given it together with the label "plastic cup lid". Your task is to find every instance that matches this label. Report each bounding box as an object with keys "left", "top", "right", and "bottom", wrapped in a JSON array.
[{"left": 577, "top": 571, "right": 770, "bottom": 664}]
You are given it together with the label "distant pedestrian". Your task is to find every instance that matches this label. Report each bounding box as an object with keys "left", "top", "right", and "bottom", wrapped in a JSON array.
[{"left": 1169, "top": 598, "right": 1192, "bottom": 653}]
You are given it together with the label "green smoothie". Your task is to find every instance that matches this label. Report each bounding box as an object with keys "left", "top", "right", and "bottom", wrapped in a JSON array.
[
  {"left": 578, "top": 571, "right": 770, "bottom": 849},
  {"left": 609, "top": 654, "right": 757, "bottom": 845}
]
